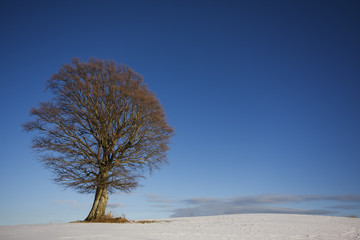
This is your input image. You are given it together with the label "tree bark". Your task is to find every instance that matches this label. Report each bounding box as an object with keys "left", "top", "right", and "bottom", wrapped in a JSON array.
[{"left": 85, "top": 186, "right": 109, "bottom": 221}]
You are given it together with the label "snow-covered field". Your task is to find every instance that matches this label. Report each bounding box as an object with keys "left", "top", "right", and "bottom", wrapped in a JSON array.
[{"left": 1, "top": 214, "right": 359, "bottom": 240}]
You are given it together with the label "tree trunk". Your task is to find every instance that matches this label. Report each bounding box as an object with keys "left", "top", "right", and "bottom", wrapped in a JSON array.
[{"left": 85, "top": 186, "right": 109, "bottom": 221}]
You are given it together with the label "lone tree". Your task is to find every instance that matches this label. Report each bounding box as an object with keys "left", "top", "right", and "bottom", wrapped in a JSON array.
[{"left": 24, "top": 58, "right": 174, "bottom": 221}]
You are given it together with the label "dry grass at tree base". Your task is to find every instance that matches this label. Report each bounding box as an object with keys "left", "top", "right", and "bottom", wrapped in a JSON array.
[
  {"left": 88, "top": 212, "right": 130, "bottom": 223},
  {"left": 72, "top": 212, "right": 158, "bottom": 224}
]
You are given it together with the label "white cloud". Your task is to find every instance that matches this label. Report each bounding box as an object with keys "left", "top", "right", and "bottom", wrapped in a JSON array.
[
  {"left": 171, "top": 205, "right": 336, "bottom": 217},
  {"left": 329, "top": 204, "right": 360, "bottom": 210},
  {"left": 107, "top": 202, "right": 125, "bottom": 209},
  {"left": 165, "top": 194, "right": 360, "bottom": 217},
  {"left": 52, "top": 200, "right": 87, "bottom": 207},
  {"left": 145, "top": 194, "right": 175, "bottom": 204}
]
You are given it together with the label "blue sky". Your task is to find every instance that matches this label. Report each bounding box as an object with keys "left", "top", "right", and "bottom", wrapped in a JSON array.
[{"left": 1, "top": 0, "right": 360, "bottom": 225}]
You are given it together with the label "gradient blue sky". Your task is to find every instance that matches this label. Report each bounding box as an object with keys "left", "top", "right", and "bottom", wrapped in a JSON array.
[{"left": 1, "top": 0, "right": 360, "bottom": 225}]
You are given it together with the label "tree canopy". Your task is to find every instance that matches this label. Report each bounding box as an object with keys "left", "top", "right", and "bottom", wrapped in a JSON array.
[{"left": 24, "top": 58, "right": 174, "bottom": 220}]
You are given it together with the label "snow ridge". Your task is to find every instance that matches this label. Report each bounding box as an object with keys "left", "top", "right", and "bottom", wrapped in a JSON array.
[{"left": 1, "top": 214, "right": 359, "bottom": 240}]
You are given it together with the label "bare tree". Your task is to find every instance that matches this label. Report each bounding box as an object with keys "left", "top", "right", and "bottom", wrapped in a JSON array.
[{"left": 24, "top": 58, "right": 174, "bottom": 221}]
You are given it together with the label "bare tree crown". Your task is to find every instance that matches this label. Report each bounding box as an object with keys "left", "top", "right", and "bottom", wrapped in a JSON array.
[{"left": 24, "top": 58, "right": 174, "bottom": 194}]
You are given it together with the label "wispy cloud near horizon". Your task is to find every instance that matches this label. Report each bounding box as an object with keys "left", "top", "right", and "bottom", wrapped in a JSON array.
[
  {"left": 145, "top": 194, "right": 360, "bottom": 218},
  {"left": 146, "top": 194, "right": 175, "bottom": 204},
  {"left": 329, "top": 204, "right": 360, "bottom": 210},
  {"left": 107, "top": 203, "right": 125, "bottom": 209},
  {"left": 52, "top": 200, "right": 88, "bottom": 208}
]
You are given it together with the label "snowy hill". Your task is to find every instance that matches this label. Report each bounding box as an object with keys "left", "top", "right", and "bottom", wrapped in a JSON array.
[{"left": 1, "top": 214, "right": 359, "bottom": 240}]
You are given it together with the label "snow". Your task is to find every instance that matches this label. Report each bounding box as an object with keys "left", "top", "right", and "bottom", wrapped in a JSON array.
[{"left": 1, "top": 214, "right": 359, "bottom": 240}]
